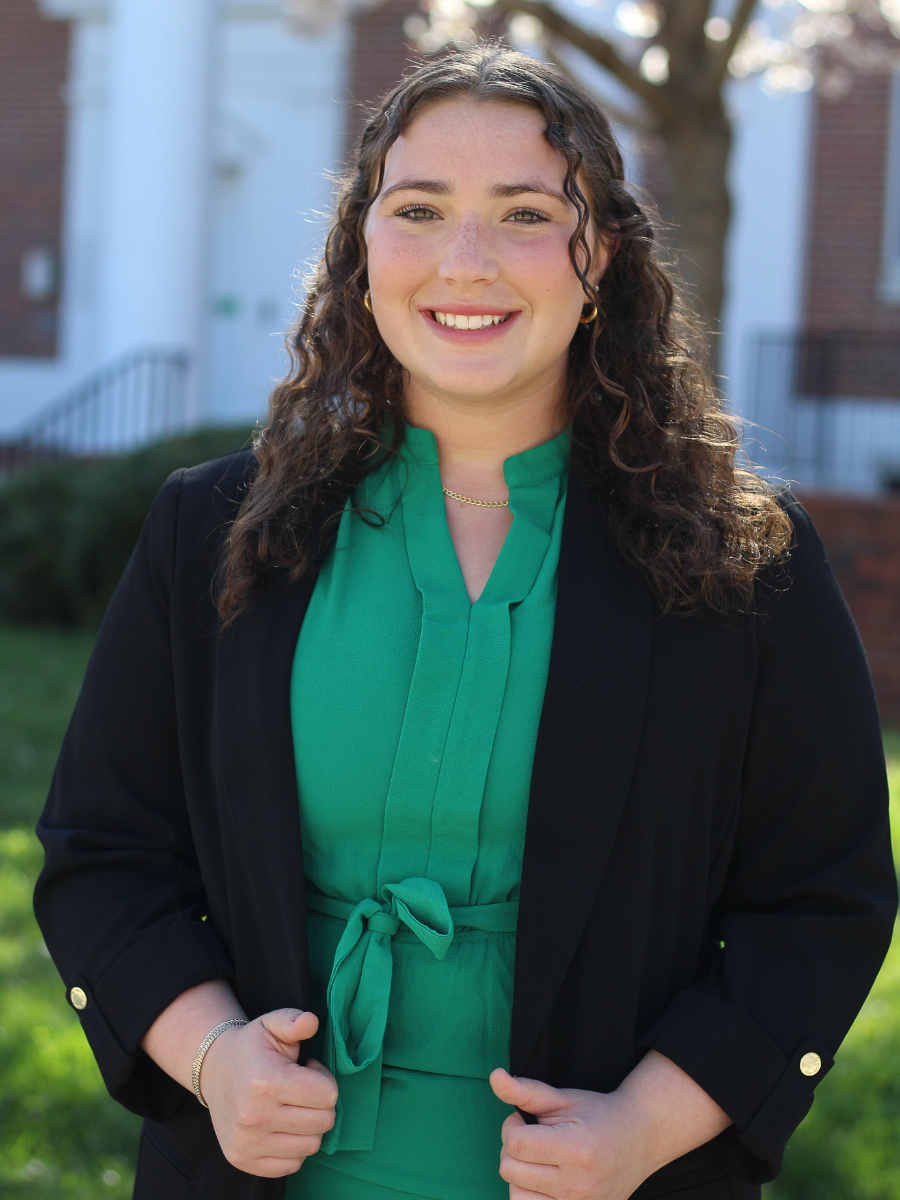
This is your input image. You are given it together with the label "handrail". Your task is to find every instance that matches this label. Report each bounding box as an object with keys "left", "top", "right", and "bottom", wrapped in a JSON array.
[
  {"left": 748, "top": 331, "right": 900, "bottom": 493},
  {"left": 0, "top": 347, "right": 191, "bottom": 471}
]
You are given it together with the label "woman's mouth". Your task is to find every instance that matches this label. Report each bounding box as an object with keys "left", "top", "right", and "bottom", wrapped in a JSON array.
[{"left": 430, "top": 311, "right": 513, "bottom": 329}]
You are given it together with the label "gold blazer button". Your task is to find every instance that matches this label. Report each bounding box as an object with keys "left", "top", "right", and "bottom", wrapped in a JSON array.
[
  {"left": 799, "top": 1051, "right": 821, "bottom": 1076},
  {"left": 69, "top": 986, "right": 88, "bottom": 1011}
]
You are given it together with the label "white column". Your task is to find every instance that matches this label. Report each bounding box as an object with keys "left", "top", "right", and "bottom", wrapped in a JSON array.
[
  {"left": 57, "top": 17, "right": 109, "bottom": 377},
  {"left": 99, "top": 0, "right": 216, "bottom": 420}
]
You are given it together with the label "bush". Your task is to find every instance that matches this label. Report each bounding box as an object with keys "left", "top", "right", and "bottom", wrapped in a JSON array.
[{"left": 0, "top": 426, "right": 254, "bottom": 627}]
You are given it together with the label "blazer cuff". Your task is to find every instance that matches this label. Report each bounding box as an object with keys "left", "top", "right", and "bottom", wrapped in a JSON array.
[
  {"left": 64, "top": 917, "right": 235, "bottom": 1115},
  {"left": 638, "top": 990, "right": 833, "bottom": 1164}
]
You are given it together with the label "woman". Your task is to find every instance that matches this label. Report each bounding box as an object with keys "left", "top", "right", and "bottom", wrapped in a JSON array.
[{"left": 35, "top": 44, "right": 896, "bottom": 1200}]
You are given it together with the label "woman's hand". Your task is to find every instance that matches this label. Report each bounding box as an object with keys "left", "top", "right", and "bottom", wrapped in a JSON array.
[
  {"left": 200, "top": 1009, "right": 338, "bottom": 1178},
  {"left": 140, "top": 984, "right": 338, "bottom": 1181},
  {"left": 490, "top": 1070, "right": 655, "bottom": 1199},
  {"left": 490, "top": 1051, "right": 731, "bottom": 1200}
]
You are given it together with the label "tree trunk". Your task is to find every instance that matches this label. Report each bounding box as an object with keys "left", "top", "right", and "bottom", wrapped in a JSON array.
[{"left": 658, "top": 98, "right": 733, "bottom": 379}]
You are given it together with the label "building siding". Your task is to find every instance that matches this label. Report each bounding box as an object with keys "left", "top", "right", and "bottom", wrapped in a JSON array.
[
  {"left": 345, "top": 0, "right": 421, "bottom": 157},
  {"left": 803, "top": 71, "right": 900, "bottom": 333},
  {"left": 803, "top": 493, "right": 900, "bottom": 728},
  {"left": 0, "top": 0, "right": 70, "bottom": 358}
]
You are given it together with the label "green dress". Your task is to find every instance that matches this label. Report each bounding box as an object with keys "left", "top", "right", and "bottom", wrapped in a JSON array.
[{"left": 286, "top": 425, "right": 569, "bottom": 1200}]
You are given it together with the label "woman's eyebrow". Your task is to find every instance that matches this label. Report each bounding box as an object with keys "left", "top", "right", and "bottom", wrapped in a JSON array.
[
  {"left": 380, "top": 178, "right": 452, "bottom": 200},
  {"left": 379, "top": 178, "right": 568, "bottom": 204},
  {"left": 489, "top": 181, "right": 569, "bottom": 205}
]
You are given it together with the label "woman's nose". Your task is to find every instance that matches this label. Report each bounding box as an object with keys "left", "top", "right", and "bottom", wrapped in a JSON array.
[{"left": 437, "top": 216, "right": 499, "bottom": 286}]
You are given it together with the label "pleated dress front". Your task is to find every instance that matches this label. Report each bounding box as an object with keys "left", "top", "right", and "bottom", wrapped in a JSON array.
[{"left": 287, "top": 424, "right": 569, "bottom": 1200}]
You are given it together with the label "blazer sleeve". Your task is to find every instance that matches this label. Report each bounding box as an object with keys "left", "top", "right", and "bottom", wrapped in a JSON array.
[
  {"left": 638, "top": 497, "right": 898, "bottom": 1179},
  {"left": 33, "top": 469, "right": 236, "bottom": 1120}
]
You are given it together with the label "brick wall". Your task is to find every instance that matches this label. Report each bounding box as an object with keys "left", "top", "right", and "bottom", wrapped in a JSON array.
[
  {"left": 344, "top": 0, "right": 423, "bottom": 159},
  {"left": 800, "top": 75, "right": 900, "bottom": 722},
  {"left": 0, "top": 0, "right": 69, "bottom": 359},
  {"left": 803, "top": 493, "right": 900, "bottom": 729},
  {"left": 803, "top": 72, "right": 900, "bottom": 334}
]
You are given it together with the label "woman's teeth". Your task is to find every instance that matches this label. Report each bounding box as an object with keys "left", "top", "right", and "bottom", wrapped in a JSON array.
[{"left": 432, "top": 312, "right": 510, "bottom": 329}]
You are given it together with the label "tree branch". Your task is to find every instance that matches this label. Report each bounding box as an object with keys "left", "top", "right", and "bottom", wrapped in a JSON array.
[
  {"left": 491, "top": 0, "right": 674, "bottom": 118},
  {"left": 659, "top": 0, "right": 715, "bottom": 62},
  {"left": 710, "top": 0, "right": 759, "bottom": 88},
  {"left": 545, "top": 40, "right": 658, "bottom": 133}
]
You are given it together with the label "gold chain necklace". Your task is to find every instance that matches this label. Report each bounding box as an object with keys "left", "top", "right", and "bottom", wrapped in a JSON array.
[{"left": 442, "top": 487, "right": 509, "bottom": 509}]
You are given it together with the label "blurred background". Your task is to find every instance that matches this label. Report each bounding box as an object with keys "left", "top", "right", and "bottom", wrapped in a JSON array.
[{"left": 0, "top": 1, "right": 898, "bottom": 1196}]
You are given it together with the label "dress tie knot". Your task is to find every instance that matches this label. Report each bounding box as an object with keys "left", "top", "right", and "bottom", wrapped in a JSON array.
[
  {"left": 305, "top": 880, "right": 517, "bottom": 1154},
  {"left": 365, "top": 910, "right": 402, "bottom": 936}
]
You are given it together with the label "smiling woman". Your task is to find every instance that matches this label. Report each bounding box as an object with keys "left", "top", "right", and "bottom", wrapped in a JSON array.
[
  {"left": 364, "top": 101, "right": 597, "bottom": 417},
  {"left": 34, "top": 42, "right": 896, "bottom": 1200},
  {"left": 219, "top": 45, "right": 793, "bottom": 623},
  {"left": 358, "top": 97, "right": 603, "bottom": 602}
]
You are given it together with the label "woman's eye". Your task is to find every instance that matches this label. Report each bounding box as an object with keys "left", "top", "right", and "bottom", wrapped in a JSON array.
[
  {"left": 396, "top": 205, "right": 439, "bottom": 221},
  {"left": 507, "top": 209, "right": 548, "bottom": 225}
]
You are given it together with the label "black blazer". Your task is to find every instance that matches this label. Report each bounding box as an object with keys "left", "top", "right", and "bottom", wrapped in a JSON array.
[{"left": 34, "top": 450, "right": 897, "bottom": 1200}]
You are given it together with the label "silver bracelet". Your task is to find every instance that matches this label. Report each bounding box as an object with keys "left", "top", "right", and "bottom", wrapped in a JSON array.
[{"left": 191, "top": 1019, "right": 248, "bottom": 1108}]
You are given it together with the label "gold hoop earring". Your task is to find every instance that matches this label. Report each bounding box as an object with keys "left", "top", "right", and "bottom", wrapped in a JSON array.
[
  {"left": 579, "top": 303, "right": 598, "bottom": 324},
  {"left": 363, "top": 290, "right": 373, "bottom": 314}
]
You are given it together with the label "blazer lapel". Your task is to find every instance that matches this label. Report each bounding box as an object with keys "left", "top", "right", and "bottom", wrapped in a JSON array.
[
  {"left": 510, "top": 471, "right": 654, "bottom": 1074},
  {"left": 215, "top": 569, "right": 319, "bottom": 1004},
  {"left": 213, "top": 478, "right": 348, "bottom": 1007}
]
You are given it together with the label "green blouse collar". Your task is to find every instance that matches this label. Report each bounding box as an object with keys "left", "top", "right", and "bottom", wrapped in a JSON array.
[{"left": 400, "top": 423, "right": 570, "bottom": 489}]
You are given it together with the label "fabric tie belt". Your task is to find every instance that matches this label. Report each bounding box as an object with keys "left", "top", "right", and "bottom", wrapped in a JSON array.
[{"left": 306, "top": 878, "right": 518, "bottom": 1153}]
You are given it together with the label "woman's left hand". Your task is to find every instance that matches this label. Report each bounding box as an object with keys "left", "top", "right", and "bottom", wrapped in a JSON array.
[
  {"left": 490, "top": 1068, "right": 659, "bottom": 1199},
  {"left": 491, "top": 1049, "right": 733, "bottom": 1200}
]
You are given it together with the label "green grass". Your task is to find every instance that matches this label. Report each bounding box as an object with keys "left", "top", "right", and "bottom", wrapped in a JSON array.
[
  {"left": 0, "top": 622, "right": 897, "bottom": 1197},
  {"left": 0, "top": 626, "right": 140, "bottom": 1198}
]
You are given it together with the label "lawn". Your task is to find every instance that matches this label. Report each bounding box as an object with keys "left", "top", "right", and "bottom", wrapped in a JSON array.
[
  {"left": 0, "top": 623, "right": 897, "bottom": 1198},
  {"left": 0, "top": 625, "right": 141, "bottom": 1197}
]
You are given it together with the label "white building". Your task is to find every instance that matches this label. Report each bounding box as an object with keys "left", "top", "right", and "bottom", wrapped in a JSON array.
[
  {"left": 1, "top": 0, "right": 350, "bottom": 444},
  {"left": 1, "top": 0, "right": 897, "bottom": 490}
]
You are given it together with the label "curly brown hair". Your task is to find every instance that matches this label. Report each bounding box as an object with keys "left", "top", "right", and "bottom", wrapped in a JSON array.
[{"left": 218, "top": 42, "right": 791, "bottom": 624}]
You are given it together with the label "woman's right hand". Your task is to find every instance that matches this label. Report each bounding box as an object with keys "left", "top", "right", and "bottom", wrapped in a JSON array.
[{"left": 199, "top": 1009, "right": 338, "bottom": 1178}]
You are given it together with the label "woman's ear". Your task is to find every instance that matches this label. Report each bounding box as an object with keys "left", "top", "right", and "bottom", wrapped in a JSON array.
[{"left": 591, "top": 234, "right": 618, "bottom": 287}]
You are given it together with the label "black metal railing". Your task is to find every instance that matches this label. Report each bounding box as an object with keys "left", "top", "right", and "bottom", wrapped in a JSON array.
[
  {"left": 0, "top": 347, "right": 190, "bottom": 471},
  {"left": 747, "top": 331, "right": 900, "bottom": 493}
]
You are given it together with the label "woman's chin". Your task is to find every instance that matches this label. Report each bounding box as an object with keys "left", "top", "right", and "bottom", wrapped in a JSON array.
[{"left": 407, "top": 367, "right": 532, "bottom": 407}]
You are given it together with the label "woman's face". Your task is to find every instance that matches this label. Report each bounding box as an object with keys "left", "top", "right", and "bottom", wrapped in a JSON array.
[{"left": 364, "top": 98, "right": 606, "bottom": 411}]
